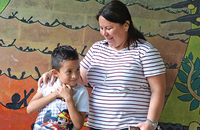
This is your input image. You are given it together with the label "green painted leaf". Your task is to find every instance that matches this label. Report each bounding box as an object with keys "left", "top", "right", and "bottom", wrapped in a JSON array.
[
  {"left": 183, "top": 58, "right": 189, "bottom": 63},
  {"left": 181, "top": 63, "right": 190, "bottom": 74},
  {"left": 197, "top": 87, "right": 200, "bottom": 96},
  {"left": 178, "top": 94, "right": 193, "bottom": 101},
  {"left": 194, "top": 58, "right": 200, "bottom": 70},
  {"left": 178, "top": 70, "right": 188, "bottom": 83},
  {"left": 175, "top": 82, "right": 189, "bottom": 93},
  {"left": 189, "top": 52, "right": 193, "bottom": 61},
  {"left": 190, "top": 99, "right": 199, "bottom": 111},
  {"left": 192, "top": 78, "right": 200, "bottom": 90},
  {"left": 191, "top": 69, "right": 200, "bottom": 81}
]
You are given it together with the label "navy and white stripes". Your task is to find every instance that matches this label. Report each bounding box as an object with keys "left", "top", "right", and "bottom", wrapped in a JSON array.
[{"left": 80, "top": 39, "right": 165, "bottom": 129}]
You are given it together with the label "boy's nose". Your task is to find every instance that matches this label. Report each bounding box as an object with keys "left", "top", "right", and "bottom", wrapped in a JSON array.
[{"left": 72, "top": 73, "right": 77, "bottom": 78}]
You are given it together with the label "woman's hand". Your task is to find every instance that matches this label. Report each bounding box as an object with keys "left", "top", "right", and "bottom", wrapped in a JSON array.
[
  {"left": 38, "top": 71, "right": 57, "bottom": 88},
  {"left": 136, "top": 121, "right": 154, "bottom": 130}
]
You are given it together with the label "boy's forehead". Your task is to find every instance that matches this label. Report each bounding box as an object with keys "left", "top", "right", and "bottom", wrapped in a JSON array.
[
  {"left": 60, "top": 59, "right": 80, "bottom": 67},
  {"left": 61, "top": 59, "right": 79, "bottom": 62}
]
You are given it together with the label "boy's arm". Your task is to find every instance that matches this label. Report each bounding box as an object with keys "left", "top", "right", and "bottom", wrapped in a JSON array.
[
  {"left": 66, "top": 97, "right": 86, "bottom": 130},
  {"left": 57, "top": 84, "right": 86, "bottom": 130},
  {"left": 27, "top": 90, "right": 59, "bottom": 114}
]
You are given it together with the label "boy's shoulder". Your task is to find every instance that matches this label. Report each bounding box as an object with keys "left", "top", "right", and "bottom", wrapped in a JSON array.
[
  {"left": 74, "top": 83, "right": 87, "bottom": 90},
  {"left": 73, "top": 83, "right": 88, "bottom": 94},
  {"left": 40, "top": 79, "right": 59, "bottom": 92}
]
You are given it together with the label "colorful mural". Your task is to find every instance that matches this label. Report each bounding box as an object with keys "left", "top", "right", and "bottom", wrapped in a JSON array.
[{"left": 0, "top": 0, "right": 199, "bottom": 129}]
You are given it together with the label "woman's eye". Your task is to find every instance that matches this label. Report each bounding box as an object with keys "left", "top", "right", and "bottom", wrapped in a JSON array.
[
  {"left": 77, "top": 69, "right": 80, "bottom": 71},
  {"left": 107, "top": 28, "right": 111, "bottom": 30}
]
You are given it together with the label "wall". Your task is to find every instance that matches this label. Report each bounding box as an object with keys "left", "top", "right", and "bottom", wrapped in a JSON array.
[{"left": 0, "top": 0, "right": 199, "bottom": 129}]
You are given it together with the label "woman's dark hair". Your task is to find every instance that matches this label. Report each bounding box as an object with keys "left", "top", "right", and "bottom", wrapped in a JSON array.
[
  {"left": 51, "top": 45, "right": 79, "bottom": 71},
  {"left": 96, "top": 0, "right": 146, "bottom": 48}
]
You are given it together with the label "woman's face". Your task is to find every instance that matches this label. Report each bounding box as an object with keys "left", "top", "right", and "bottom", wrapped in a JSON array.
[{"left": 99, "top": 15, "right": 129, "bottom": 50}]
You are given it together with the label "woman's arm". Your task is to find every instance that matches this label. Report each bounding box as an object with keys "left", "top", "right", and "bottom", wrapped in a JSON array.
[
  {"left": 136, "top": 73, "right": 166, "bottom": 130},
  {"left": 147, "top": 73, "right": 166, "bottom": 123},
  {"left": 78, "top": 66, "right": 89, "bottom": 86},
  {"left": 27, "top": 90, "right": 59, "bottom": 114}
]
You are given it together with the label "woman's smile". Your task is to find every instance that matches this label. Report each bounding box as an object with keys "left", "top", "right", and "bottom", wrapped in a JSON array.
[{"left": 99, "top": 15, "right": 129, "bottom": 50}]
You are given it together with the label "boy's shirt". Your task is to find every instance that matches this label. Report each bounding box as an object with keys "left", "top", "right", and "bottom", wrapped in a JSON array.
[{"left": 34, "top": 79, "right": 89, "bottom": 130}]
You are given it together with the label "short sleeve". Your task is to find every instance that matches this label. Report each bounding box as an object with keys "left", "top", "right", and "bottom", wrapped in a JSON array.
[
  {"left": 76, "top": 87, "right": 89, "bottom": 113},
  {"left": 80, "top": 44, "right": 95, "bottom": 71},
  {"left": 141, "top": 47, "right": 166, "bottom": 77}
]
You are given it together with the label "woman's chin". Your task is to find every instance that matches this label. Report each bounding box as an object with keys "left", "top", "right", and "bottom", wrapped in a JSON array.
[{"left": 108, "top": 42, "right": 115, "bottom": 47}]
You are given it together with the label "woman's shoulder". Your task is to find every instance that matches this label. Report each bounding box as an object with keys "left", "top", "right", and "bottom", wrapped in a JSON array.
[
  {"left": 131, "top": 39, "right": 159, "bottom": 57},
  {"left": 137, "top": 39, "right": 154, "bottom": 49}
]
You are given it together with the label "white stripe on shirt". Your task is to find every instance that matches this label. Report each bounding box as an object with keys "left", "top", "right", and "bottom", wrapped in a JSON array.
[{"left": 80, "top": 39, "right": 165, "bottom": 129}]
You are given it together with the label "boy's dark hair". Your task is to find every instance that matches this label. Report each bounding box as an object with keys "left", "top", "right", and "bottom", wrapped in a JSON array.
[{"left": 51, "top": 45, "right": 79, "bottom": 72}]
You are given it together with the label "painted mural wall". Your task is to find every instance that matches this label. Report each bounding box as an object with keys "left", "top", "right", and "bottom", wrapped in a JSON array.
[{"left": 0, "top": 0, "right": 199, "bottom": 129}]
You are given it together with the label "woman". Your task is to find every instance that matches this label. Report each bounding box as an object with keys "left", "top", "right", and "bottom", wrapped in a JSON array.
[{"left": 38, "top": 1, "right": 166, "bottom": 130}]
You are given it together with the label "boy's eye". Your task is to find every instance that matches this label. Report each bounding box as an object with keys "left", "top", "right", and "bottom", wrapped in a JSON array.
[
  {"left": 77, "top": 68, "right": 80, "bottom": 71},
  {"left": 67, "top": 71, "right": 71, "bottom": 73}
]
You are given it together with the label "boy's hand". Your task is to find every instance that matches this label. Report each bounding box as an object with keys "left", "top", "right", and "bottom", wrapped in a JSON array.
[{"left": 57, "top": 83, "right": 73, "bottom": 102}]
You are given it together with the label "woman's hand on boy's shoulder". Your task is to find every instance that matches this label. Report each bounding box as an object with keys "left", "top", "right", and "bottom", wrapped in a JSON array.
[{"left": 38, "top": 70, "right": 57, "bottom": 88}]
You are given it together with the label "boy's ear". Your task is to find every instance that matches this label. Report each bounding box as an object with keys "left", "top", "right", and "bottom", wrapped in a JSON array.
[{"left": 51, "top": 69, "right": 59, "bottom": 77}]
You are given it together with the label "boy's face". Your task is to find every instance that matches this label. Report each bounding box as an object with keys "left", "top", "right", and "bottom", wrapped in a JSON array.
[{"left": 55, "top": 59, "right": 80, "bottom": 87}]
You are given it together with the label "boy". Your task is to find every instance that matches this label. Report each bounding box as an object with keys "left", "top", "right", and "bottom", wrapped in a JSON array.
[{"left": 27, "top": 45, "right": 89, "bottom": 130}]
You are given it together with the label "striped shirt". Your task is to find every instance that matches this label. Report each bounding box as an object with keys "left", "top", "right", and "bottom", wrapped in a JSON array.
[{"left": 80, "top": 39, "right": 166, "bottom": 129}]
